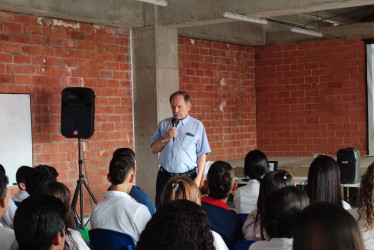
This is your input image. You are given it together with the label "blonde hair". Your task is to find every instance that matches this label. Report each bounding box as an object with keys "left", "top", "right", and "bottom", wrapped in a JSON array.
[{"left": 162, "top": 176, "right": 201, "bottom": 205}]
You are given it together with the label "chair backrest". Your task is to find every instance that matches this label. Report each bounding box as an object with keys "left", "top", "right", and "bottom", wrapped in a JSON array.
[
  {"left": 89, "top": 228, "right": 136, "bottom": 250},
  {"left": 13, "top": 201, "right": 21, "bottom": 207},
  {"left": 238, "top": 213, "right": 249, "bottom": 221},
  {"left": 234, "top": 240, "right": 258, "bottom": 250}
]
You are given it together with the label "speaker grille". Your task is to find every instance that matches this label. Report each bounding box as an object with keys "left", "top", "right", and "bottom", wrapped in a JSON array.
[{"left": 61, "top": 87, "right": 95, "bottom": 139}]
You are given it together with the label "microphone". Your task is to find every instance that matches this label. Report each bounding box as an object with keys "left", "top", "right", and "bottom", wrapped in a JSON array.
[{"left": 171, "top": 118, "right": 179, "bottom": 141}]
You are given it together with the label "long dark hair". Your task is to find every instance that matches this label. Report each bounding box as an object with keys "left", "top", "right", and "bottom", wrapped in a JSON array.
[
  {"left": 252, "top": 170, "right": 294, "bottom": 239},
  {"left": 263, "top": 186, "right": 309, "bottom": 239},
  {"left": 306, "top": 155, "right": 342, "bottom": 206},
  {"left": 244, "top": 150, "right": 269, "bottom": 180},
  {"left": 357, "top": 162, "right": 374, "bottom": 230},
  {"left": 137, "top": 200, "right": 215, "bottom": 250},
  {"left": 293, "top": 202, "right": 365, "bottom": 250}
]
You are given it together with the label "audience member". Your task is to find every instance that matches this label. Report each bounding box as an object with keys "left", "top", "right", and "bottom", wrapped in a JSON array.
[
  {"left": 0, "top": 172, "right": 18, "bottom": 250},
  {"left": 243, "top": 170, "right": 294, "bottom": 240},
  {"left": 12, "top": 166, "right": 32, "bottom": 204},
  {"left": 162, "top": 175, "right": 201, "bottom": 205},
  {"left": 112, "top": 148, "right": 156, "bottom": 215},
  {"left": 0, "top": 164, "right": 17, "bottom": 229},
  {"left": 234, "top": 150, "right": 269, "bottom": 214},
  {"left": 161, "top": 176, "right": 228, "bottom": 250},
  {"left": 37, "top": 181, "right": 89, "bottom": 250},
  {"left": 137, "top": 199, "right": 216, "bottom": 250},
  {"left": 90, "top": 155, "right": 151, "bottom": 242},
  {"left": 201, "top": 160, "right": 243, "bottom": 250},
  {"left": 249, "top": 186, "right": 309, "bottom": 250},
  {"left": 293, "top": 202, "right": 364, "bottom": 250},
  {"left": 25, "top": 164, "right": 58, "bottom": 195},
  {"left": 14, "top": 195, "right": 66, "bottom": 250},
  {"left": 349, "top": 161, "right": 374, "bottom": 249},
  {"left": 306, "top": 155, "right": 350, "bottom": 209}
]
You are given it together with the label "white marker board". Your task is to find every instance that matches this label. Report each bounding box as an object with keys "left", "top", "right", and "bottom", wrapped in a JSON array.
[{"left": 0, "top": 94, "right": 33, "bottom": 185}]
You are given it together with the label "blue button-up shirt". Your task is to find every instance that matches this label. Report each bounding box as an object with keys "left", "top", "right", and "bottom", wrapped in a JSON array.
[{"left": 150, "top": 115, "right": 211, "bottom": 173}]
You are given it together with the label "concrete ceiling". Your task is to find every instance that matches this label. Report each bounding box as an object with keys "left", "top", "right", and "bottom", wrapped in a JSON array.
[{"left": 1, "top": 0, "right": 374, "bottom": 46}]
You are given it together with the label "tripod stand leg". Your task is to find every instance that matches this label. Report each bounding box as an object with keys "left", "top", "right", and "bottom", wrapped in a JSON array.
[
  {"left": 71, "top": 179, "right": 83, "bottom": 226},
  {"left": 82, "top": 179, "right": 98, "bottom": 204}
]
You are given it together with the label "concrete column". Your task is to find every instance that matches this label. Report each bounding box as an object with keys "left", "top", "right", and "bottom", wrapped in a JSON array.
[{"left": 132, "top": 25, "right": 179, "bottom": 202}]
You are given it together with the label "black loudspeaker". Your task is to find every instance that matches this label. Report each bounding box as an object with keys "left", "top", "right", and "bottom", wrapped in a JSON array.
[
  {"left": 337, "top": 147, "right": 360, "bottom": 184},
  {"left": 61, "top": 87, "right": 95, "bottom": 139}
]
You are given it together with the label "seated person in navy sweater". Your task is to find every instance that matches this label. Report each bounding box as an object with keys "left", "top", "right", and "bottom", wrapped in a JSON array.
[{"left": 201, "top": 160, "right": 244, "bottom": 250}]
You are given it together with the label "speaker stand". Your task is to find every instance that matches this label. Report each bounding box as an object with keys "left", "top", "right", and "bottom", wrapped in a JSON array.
[{"left": 71, "top": 138, "right": 98, "bottom": 227}]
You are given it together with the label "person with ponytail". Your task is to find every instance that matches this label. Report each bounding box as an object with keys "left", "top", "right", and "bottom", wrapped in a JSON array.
[
  {"left": 161, "top": 176, "right": 228, "bottom": 250},
  {"left": 349, "top": 162, "right": 374, "bottom": 249},
  {"left": 243, "top": 170, "right": 294, "bottom": 240},
  {"left": 162, "top": 176, "right": 201, "bottom": 205}
]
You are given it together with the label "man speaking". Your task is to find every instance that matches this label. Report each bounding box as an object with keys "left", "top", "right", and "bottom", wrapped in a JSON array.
[{"left": 150, "top": 91, "right": 211, "bottom": 208}]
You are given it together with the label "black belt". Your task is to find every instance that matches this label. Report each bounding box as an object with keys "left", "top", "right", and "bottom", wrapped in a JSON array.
[{"left": 159, "top": 166, "right": 197, "bottom": 178}]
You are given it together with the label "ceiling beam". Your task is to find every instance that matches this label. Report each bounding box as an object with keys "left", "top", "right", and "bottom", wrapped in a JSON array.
[
  {"left": 266, "top": 21, "right": 374, "bottom": 45},
  {"left": 158, "top": 0, "right": 374, "bottom": 28},
  {"left": 0, "top": 0, "right": 144, "bottom": 28},
  {"left": 179, "top": 22, "right": 266, "bottom": 46}
]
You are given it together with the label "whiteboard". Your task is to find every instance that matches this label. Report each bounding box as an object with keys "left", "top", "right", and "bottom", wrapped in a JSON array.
[{"left": 0, "top": 94, "right": 32, "bottom": 186}]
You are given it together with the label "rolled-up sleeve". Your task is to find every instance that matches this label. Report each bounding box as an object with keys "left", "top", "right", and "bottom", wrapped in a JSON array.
[
  {"left": 150, "top": 123, "right": 162, "bottom": 146},
  {"left": 196, "top": 123, "right": 211, "bottom": 157}
]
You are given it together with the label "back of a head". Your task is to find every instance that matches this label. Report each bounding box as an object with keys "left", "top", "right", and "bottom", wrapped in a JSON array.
[
  {"left": 263, "top": 186, "right": 309, "bottom": 239},
  {"left": 0, "top": 173, "right": 9, "bottom": 200},
  {"left": 112, "top": 148, "right": 135, "bottom": 161},
  {"left": 25, "top": 165, "right": 58, "bottom": 195},
  {"left": 14, "top": 195, "right": 66, "bottom": 250},
  {"left": 306, "top": 155, "right": 342, "bottom": 206},
  {"left": 358, "top": 162, "right": 374, "bottom": 228},
  {"left": 109, "top": 155, "right": 135, "bottom": 185},
  {"left": 293, "top": 202, "right": 364, "bottom": 250},
  {"left": 37, "top": 181, "right": 76, "bottom": 229},
  {"left": 257, "top": 170, "right": 294, "bottom": 211},
  {"left": 0, "top": 173, "right": 9, "bottom": 217},
  {"left": 137, "top": 199, "right": 215, "bottom": 250},
  {"left": 207, "top": 161, "right": 234, "bottom": 199},
  {"left": 244, "top": 150, "right": 269, "bottom": 180},
  {"left": 16, "top": 166, "right": 32, "bottom": 185},
  {"left": 162, "top": 176, "right": 201, "bottom": 205},
  {"left": 0, "top": 164, "right": 5, "bottom": 175}
]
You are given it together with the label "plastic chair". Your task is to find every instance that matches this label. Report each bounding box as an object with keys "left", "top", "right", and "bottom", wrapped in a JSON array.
[
  {"left": 89, "top": 228, "right": 136, "bottom": 250},
  {"left": 238, "top": 213, "right": 249, "bottom": 221},
  {"left": 13, "top": 201, "right": 21, "bottom": 207},
  {"left": 234, "top": 240, "right": 258, "bottom": 250}
]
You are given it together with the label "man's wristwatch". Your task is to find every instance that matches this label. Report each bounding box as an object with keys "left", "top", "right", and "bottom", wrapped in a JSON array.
[{"left": 161, "top": 137, "right": 168, "bottom": 144}]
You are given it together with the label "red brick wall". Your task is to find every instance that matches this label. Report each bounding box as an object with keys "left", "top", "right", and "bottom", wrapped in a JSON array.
[
  {"left": 256, "top": 39, "right": 367, "bottom": 156},
  {"left": 0, "top": 11, "right": 132, "bottom": 213},
  {"left": 178, "top": 37, "right": 257, "bottom": 161}
]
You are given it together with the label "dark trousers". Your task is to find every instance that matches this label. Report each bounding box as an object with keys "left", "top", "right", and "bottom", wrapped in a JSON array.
[{"left": 155, "top": 167, "right": 197, "bottom": 208}]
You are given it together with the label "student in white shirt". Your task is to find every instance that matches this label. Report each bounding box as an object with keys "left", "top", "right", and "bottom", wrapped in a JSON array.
[
  {"left": 11, "top": 166, "right": 32, "bottom": 204},
  {"left": 349, "top": 162, "right": 374, "bottom": 250},
  {"left": 249, "top": 186, "right": 309, "bottom": 250},
  {"left": 0, "top": 172, "right": 18, "bottom": 250},
  {"left": 234, "top": 150, "right": 269, "bottom": 214},
  {"left": 306, "top": 155, "right": 351, "bottom": 210},
  {"left": 90, "top": 155, "right": 151, "bottom": 242}
]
